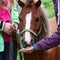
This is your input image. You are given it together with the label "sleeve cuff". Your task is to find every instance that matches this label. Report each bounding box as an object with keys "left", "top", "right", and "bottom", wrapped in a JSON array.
[
  {"left": 0, "top": 21, "right": 5, "bottom": 31},
  {"left": 33, "top": 44, "right": 40, "bottom": 51}
]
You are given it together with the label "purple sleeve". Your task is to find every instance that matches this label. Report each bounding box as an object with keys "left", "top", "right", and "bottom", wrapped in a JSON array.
[{"left": 33, "top": 25, "right": 60, "bottom": 51}]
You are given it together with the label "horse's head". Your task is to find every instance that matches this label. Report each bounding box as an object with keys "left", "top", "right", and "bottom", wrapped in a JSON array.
[{"left": 18, "top": 0, "right": 47, "bottom": 47}]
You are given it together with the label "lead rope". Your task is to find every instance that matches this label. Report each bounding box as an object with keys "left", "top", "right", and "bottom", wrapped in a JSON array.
[
  {"left": 16, "top": 29, "right": 24, "bottom": 60},
  {"left": 9, "top": 26, "right": 13, "bottom": 60}
]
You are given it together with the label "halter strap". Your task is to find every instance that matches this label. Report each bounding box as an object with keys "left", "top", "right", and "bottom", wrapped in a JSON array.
[
  {"left": 20, "top": 25, "right": 42, "bottom": 37},
  {"left": 20, "top": 17, "right": 48, "bottom": 37}
]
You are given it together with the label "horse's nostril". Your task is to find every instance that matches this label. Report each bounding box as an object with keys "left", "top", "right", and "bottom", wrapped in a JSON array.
[
  {"left": 22, "top": 40, "right": 27, "bottom": 48},
  {"left": 30, "top": 39, "right": 35, "bottom": 45},
  {"left": 21, "top": 39, "right": 35, "bottom": 48},
  {"left": 22, "top": 40, "right": 30, "bottom": 48}
]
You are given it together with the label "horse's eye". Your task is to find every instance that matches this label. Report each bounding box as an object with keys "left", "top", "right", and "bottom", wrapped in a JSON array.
[{"left": 35, "top": 18, "right": 39, "bottom": 22}]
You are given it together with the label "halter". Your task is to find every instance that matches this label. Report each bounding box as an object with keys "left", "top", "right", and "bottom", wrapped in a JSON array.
[
  {"left": 20, "top": 17, "right": 47, "bottom": 39},
  {"left": 20, "top": 26, "right": 42, "bottom": 37}
]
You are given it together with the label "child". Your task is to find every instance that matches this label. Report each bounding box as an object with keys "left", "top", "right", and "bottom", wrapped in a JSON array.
[{"left": 0, "top": 0, "right": 19, "bottom": 60}]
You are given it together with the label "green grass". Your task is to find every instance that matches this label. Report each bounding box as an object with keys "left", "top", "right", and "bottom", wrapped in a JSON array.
[{"left": 42, "top": 0, "right": 55, "bottom": 18}]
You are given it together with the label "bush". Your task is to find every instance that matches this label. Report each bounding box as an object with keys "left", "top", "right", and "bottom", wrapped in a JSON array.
[{"left": 42, "top": 0, "right": 55, "bottom": 18}]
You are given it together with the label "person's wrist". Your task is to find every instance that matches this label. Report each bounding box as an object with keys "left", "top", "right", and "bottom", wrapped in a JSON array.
[
  {"left": 28, "top": 46, "right": 34, "bottom": 53},
  {"left": 33, "top": 44, "right": 40, "bottom": 51},
  {"left": 31, "top": 46, "right": 34, "bottom": 51}
]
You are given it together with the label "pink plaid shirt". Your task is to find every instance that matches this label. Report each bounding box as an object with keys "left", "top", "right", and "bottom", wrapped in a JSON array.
[
  {"left": 0, "top": 6, "right": 16, "bottom": 42},
  {"left": 0, "top": 6, "right": 11, "bottom": 42}
]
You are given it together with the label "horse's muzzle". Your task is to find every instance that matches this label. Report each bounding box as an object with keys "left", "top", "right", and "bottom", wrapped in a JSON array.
[{"left": 22, "top": 39, "right": 35, "bottom": 48}]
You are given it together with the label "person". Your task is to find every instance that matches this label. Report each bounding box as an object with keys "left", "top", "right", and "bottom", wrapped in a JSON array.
[
  {"left": 19, "top": 0, "right": 59, "bottom": 53},
  {"left": 0, "top": 0, "right": 19, "bottom": 60}
]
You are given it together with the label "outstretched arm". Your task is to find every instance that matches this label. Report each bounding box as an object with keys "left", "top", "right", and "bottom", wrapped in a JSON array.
[{"left": 19, "top": 27, "right": 60, "bottom": 53}]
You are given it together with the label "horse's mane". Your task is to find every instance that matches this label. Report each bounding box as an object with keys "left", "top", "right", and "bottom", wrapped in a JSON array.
[
  {"left": 38, "top": 4, "right": 50, "bottom": 36},
  {"left": 39, "top": 4, "right": 57, "bottom": 37}
]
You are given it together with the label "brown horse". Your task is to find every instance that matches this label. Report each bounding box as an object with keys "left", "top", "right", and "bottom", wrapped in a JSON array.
[
  {"left": 18, "top": 0, "right": 59, "bottom": 60},
  {"left": 49, "top": 17, "right": 60, "bottom": 60}
]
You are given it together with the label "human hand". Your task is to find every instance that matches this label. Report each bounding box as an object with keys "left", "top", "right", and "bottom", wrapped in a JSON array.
[
  {"left": 12, "top": 22, "right": 18, "bottom": 32},
  {"left": 3, "top": 22, "right": 13, "bottom": 34},
  {"left": 19, "top": 46, "right": 34, "bottom": 53}
]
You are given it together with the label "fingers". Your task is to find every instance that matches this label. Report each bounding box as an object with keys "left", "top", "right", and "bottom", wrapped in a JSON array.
[
  {"left": 19, "top": 48, "right": 30, "bottom": 53},
  {"left": 19, "top": 48, "right": 25, "bottom": 52},
  {"left": 3, "top": 22, "right": 18, "bottom": 34},
  {"left": 3, "top": 23, "right": 12, "bottom": 34},
  {"left": 12, "top": 23, "right": 18, "bottom": 31},
  {"left": 18, "top": 46, "right": 34, "bottom": 53},
  {"left": 6, "top": 24, "right": 14, "bottom": 34}
]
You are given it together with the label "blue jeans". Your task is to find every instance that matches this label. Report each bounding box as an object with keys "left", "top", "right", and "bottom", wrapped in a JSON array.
[
  {"left": 13, "top": 41, "right": 17, "bottom": 60},
  {"left": 0, "top": 42, "right": 9, "bottom": 60},
  {"left": 0, "top": 41, "right": 17, "bottom": 60}
]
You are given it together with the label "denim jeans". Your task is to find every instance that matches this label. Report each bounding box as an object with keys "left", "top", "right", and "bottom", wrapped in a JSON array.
[
  {"left": 0, "top": 42, "right": 9, "bottom": 60},
  {"left": 0, "top": 41, "right": 17, "bottom": 60},
  {"left": 13, "top": 41, "right": 17, "bottom": 60}
]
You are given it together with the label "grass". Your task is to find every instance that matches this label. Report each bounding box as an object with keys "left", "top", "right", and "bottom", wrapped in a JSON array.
[{"left": 42, "top": 0, "right": 55, "bottom": 18}]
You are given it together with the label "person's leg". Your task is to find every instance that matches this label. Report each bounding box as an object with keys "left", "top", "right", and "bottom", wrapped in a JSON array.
[
  {"left": 3, "top": 42, "right": 10, "bottom": 60},
  {"left": 0, "top": 52, "right": 3, "bottom": 60},
  {"left": 13, "top": 40, "right": 17, "bottom": 60}
]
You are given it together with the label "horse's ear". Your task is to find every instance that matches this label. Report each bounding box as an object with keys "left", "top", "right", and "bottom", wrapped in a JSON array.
[
  {"left": 34, "top": 0, "right": 41, "bottom": 8},
  {"left": 18, "top": 0, "right": 25, "bottom": 7}
]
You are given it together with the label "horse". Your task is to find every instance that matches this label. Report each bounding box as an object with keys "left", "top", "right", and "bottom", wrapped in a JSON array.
[
  {"left": 49, "top": 17, "right": 60, "bottom": 60},
  {"left": 18, "top": 0, "right": 59, "bottom": 60}
]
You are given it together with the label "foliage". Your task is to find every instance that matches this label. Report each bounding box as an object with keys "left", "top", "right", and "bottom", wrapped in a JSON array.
[{"left": 42, "top": 0, "right": 55, "bottom": 18}]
